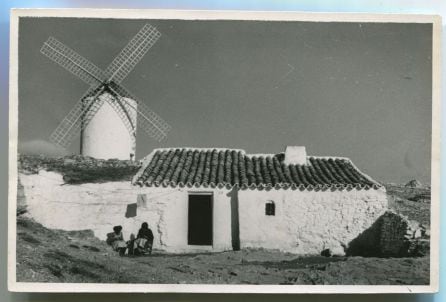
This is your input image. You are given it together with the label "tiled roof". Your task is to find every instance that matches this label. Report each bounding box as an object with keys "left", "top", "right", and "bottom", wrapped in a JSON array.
[{"left": 132, "top": 148, "right": 382, "bottom": 190}]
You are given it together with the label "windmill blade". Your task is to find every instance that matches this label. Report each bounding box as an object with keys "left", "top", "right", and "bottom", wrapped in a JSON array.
[
  {"left": 49, "top": 86, "right": 105, "bottom": 148},
  {"left": 128, "top": 97, "right": 171, "bottom": 142},
  {"left": 105, "top": 24, "right": 161, "bottom": 84},
  {"left": 108, "top": 84, "right": 171, "bottom": 141},
  {"left": 41, "top": 37, "right": 106, "bottom": 86}
]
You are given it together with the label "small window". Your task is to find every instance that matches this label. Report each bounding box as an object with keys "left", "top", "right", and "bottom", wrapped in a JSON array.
[
  {"left": 125, "top": 203, "right": 137, "bottom": 218},
  {"left": 265, "top": 201, "right": 275, "bottom": 216}
]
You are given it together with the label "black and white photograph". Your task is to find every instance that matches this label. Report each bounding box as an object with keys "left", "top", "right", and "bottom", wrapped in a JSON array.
[{"left": 8, "top": 9, "right": 440, "bottom": 293}]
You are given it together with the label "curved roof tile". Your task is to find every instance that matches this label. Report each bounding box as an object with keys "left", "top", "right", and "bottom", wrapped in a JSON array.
[{"left": 133, "top": 148, "right": 382, "bottom": 191}]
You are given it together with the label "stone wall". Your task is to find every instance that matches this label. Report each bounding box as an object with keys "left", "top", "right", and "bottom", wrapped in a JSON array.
[
  {"left": 347, "top": 211, "right": 429, "bottom": 257},
  {"left": 238, "top": 187, "right": 388, "bottom": 255},
  {"left": 378, "top": 211, "right": 410, "bottom": 256},
  {"left": 18, "top": 154, "right": 141, "bottom": 184}
]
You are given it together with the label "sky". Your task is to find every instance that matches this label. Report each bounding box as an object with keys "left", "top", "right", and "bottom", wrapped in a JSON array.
[{"left": 17, "top": 17, "right": 432, "bottom": 183}]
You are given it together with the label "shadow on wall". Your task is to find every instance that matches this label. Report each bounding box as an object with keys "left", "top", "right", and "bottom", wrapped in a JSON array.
[
  {"left": 346, "top": 211, "right": 427, "bottom": 258},
  {"left": 228, "top": 187, "right": 240, "bottom": 251}
]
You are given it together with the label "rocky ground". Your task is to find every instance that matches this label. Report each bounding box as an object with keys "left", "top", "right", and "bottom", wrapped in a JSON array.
[
  {"left": 386, "top": 183, "right": 431, "bottom": 227},
  {"left": 16, "top": 215, "right": 429, "bottom": 285},
  {"left": 15, "top": 180, "right": 431, "bottom": 285}
]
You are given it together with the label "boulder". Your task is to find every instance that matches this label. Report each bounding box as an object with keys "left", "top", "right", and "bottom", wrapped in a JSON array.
[
  {"left": 330, "top": 246, "right": 346, "bottom": 257},
  {"left": 320, "top": 245, "right": 346, "bottom": 257},
  {"left": 405, "top": 179, "right": 423, "bottom": 188},
  {"left": 413, "top": 229, "right": 422, "bottom": 239},
  {"left": 320, "top": 249, "right": 331, "bottom": 257}
]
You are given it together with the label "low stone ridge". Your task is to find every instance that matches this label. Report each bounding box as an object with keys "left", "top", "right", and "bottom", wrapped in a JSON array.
[
  {"left": 405, "top": 179, "right": 423, "bottom": 188},
  {"left": 347, "top": 211, "right": 430, "bottom": 258},
  {"left": 386, "top": 183, "right": 431, "bottom": 204},
  {"left": 18, "top": 154, "right": 141, "bottom": 184},
  {"left": 133, "top": 148, "right": 381, "bottom": 190}
]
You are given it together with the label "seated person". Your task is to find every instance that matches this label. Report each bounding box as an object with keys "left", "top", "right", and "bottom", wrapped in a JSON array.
[
  {"left": 134, "top": 222, "right": 154, "bottom": 255},
  {"left": 106, "top": 225, "right": 127, "bottom": 256}
]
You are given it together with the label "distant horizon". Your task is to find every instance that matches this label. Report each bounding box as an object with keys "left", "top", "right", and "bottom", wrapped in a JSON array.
[{"left": 17, "top": 18, "right": 433, "bottom": 184}]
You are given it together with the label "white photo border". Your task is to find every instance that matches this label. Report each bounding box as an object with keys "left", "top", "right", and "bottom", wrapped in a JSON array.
[{"left": 8, "top": 8, "right": 441, "bottom": 293}]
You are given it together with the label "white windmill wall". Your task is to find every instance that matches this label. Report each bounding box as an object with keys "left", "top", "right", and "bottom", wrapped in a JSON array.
[{"left": 81, "top": 93, "right": 137, "bottom": 160}]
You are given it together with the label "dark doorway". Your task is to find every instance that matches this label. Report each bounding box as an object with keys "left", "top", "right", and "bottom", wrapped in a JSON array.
[{"left": 188, "top": 193, "right": 213, "bottom": 245}]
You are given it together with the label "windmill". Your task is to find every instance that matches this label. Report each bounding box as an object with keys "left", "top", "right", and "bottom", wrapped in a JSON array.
[{"left": 41, "top": 24, "right": 170, "bottom": 160}]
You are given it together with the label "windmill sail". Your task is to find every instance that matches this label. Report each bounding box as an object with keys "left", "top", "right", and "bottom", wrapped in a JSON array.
[
  {"left": 108, "top": 84, "right": 170, "bottom": 141},
  {"left": 49, "top": 87, "right": 105, "bottom": 148},
  {"left": 41, "top": 37, "right": 105, "bottom": 85},
  {"left": 105, "top": 24, "right": 161, "bottom": 84},
  {"left": 133, "top": 99, "right": 171, "bottom": 142}
]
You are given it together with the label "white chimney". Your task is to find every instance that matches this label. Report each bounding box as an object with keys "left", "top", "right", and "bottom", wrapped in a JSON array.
[{"left": 284, "top": 146, "right": 307, "bottom": 165}]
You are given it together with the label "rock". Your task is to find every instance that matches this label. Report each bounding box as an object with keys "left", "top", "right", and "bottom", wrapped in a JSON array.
[
  {"left": 407, "top": 239, "right": 430, "bottom": 257},
  {"left": 63, "top": 159, "right": 76, "bottom": 165},
  {"left": 408, "top": 193, "right": 431, "bottom": 203},
  {"left": 17, "top": 205, "right": 28, "bottom": 216},
  {"left": 405, "top": 179, "right": 423, "bottom": 188},
  {"left": 320, "top": 249, "right": 331, "bottom": 257},
  {"left": 330, "top": 246, "right": 346, "bottom": 257},
  {"left": 408, "top": 220, "right": 421, "bottom": 230},
  {"left": 82, "top": 245, "right": 101, "bottom": 252},
  {"left": 393, "top": 197, "right": 405, "bottom": 203},
  {"left": 413, "top": 229, "right": 422, "bottom": 239}
]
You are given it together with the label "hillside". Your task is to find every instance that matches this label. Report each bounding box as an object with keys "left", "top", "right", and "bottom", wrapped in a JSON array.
[
  {"left": 386, "top": 183, "right": 431, "bottom": 227},
  {"left": 16, "top": 215, "right": 429, "bottom": 284}
]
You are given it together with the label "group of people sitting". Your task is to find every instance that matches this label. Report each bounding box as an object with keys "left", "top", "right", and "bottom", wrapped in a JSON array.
[{"left": 106, "top": 222, "right": 154, "bottom": 257}]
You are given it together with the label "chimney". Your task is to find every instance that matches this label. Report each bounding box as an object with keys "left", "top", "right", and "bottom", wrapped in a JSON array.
[{"left": 284, "top": 146, "right": 307, "bottom": 165}]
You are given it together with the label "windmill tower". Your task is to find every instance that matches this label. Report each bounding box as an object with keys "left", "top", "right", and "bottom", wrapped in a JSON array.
[{"left": 41, "top": 24, "right": 170, "bottom": 160}]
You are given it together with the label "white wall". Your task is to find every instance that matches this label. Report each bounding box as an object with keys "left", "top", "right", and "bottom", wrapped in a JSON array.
[
  {"left": 19, "top": 171, "right": 233, "bottom": 253},
  {"left": 20, "top": 171, "right": 387, "bottom": 255},
  {"left": 238, "top": 187, "right": 388, "bottom": 255},
  {"left": 149, "top": 188, "right": 233, "bottom": 252}
]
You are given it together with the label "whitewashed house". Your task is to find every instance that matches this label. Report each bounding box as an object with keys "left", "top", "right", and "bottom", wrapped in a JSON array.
[
  {"left": 20, "top": 146, "right": 388, "bottom": 255},
  {"left": 130, "top": 146, "right": 388, "bottom": 255}
]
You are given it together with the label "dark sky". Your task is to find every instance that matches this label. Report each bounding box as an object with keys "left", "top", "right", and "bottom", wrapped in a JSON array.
[{"left": 17, "top": 17, "right": 432, "bottom": 183}]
